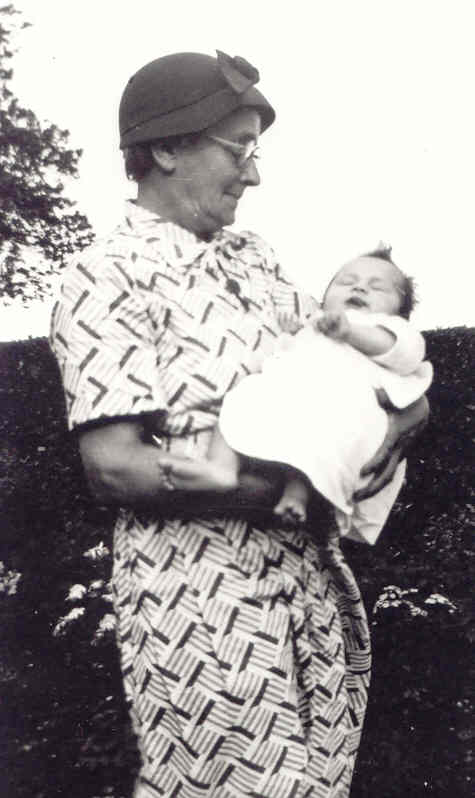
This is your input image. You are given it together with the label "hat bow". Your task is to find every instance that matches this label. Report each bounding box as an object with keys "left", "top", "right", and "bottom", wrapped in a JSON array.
[{"left": 216, "top": 50, "right": 260, "bottom": 94}]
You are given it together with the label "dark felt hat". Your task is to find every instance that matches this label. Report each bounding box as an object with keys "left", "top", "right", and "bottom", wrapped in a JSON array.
[{"left": 119, "top": 50, "right": 275, "bottom": 148}]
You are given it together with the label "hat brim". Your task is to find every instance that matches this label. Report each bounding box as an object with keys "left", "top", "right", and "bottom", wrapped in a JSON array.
[{"left": 120, "top": 85, "right": 275, "bottom": 148}]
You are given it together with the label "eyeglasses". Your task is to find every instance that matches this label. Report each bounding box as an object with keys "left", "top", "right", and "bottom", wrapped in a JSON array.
[{"left": 205, "top": 134, "right": 260, "bottom": 168}]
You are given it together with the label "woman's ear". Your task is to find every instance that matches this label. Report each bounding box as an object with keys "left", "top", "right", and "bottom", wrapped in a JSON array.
[{"left": 150, "top": 142, "right": 177, "bottom": 174}]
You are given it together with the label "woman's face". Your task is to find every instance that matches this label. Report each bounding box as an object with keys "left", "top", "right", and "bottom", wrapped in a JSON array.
[
  {"left": 173, "top": 108, "right": 261, "bottom": 236},
  {"left": 323, "top": 257, "right": 404, "bottom": 315}
]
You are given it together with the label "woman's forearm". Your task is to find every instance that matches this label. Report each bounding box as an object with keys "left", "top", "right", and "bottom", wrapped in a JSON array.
[
  {"left": 78, "top": 421, "right": 281, "bottom": 517},
  {"left": 82, "top": 437, "right": 176, "bottom": 506}
]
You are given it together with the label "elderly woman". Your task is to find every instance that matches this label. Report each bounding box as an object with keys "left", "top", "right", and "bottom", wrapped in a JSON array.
[{"left": 51, "top": 51, "right": 428, "bottom": 798}]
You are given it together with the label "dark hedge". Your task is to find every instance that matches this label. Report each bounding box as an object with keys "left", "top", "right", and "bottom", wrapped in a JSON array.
[{"left": 0, "top": 328, "right": 473, "bottom": 798}]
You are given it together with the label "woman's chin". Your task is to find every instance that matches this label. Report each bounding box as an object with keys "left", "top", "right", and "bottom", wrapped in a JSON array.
[
  {"left": 216, "top": 208, "right": 236, "bottom": 230},
  {"left": 222, "top": 196, "right": 239, "bottom": 219}
]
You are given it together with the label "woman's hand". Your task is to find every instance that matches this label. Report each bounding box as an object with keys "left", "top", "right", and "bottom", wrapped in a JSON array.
[
  {"left": 354, "top": 393, "right": 429, "bottom": 501},
  {"left": 78, "top": 418, "right": 282, "bottom": 518}
]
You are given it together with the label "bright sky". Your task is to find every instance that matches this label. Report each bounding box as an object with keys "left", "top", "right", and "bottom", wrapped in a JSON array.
[{"left": 2, "top": 0, "right": 475, "bottom": 339}]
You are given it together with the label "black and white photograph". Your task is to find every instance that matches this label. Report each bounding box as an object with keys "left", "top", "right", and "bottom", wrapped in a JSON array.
[{"left": 1, "top": 2, "right": 473, "bottom": 797}]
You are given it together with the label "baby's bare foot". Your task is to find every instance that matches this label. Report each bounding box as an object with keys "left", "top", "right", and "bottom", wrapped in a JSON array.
[
  {"left": 274, "top": 496, "right": 307, "bottom": 528},
  {"left": 274, "top": 477, "right": 309, "bottom": 528}
]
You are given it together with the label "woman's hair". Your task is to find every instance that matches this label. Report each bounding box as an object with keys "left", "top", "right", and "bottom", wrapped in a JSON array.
[
  {"left": 123, "top": 133, "right": 201, "bottom": 181},
  {"left": 362, "top": 244, "right": 418, "bottom": 319},
  {"left": 123, "top": 143, "right": 155, "bottom": 182}
]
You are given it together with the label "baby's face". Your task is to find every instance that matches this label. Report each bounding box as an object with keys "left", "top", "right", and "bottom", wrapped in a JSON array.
[{"left": 323, "top": 257, "right": 403, "bottom": 315}]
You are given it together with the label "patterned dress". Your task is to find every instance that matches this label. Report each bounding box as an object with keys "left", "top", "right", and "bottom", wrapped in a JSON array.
[{"left": 51, "top": 201, "right": 371, "bottom": 798}]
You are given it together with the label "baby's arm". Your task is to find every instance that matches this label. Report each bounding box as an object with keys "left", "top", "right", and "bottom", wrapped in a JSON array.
[{"left": 316, "top": 310, "right": 395, "bottom": 356}]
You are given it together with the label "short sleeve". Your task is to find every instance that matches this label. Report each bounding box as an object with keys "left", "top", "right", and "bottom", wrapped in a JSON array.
[
  {"left": 50, "top": 250, "right": 167, "bottom": 431},
  {"left": 377, "top": 359, "right": 433, "bottom": 408},
  {"left": 349, "top": 312, "right": 427, "bottom": 376},
  {"left": 344, "top": 311, "right": 433, "bottom": 407}
]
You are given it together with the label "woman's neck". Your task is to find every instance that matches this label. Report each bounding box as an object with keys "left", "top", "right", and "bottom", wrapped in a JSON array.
[{"left": 136, "top": 178, "right": 218, "bottom": 240}]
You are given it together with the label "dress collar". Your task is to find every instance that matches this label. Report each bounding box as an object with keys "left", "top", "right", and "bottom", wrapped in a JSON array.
[
  {"left": 123, "top": 200, "right": 245, "bottom": 260},
  {"left": 123, "top": 201, "right": 251, "bottom": 310}
]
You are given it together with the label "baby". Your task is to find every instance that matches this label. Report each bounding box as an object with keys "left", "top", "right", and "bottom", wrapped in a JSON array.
[{"left": 158, "top": 247, "right": 432, "bottom": 545}]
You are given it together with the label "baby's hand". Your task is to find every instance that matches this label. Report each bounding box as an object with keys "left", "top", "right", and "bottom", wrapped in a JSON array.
[
  {"left": 277, "top": 312, "right": 303, "bottom": 335},
  {"left": 315, "top": 310, "right": 351, "bottom": 341}
]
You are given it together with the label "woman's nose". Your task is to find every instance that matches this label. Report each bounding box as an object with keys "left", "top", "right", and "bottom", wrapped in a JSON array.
[{"left": 240, "top": 158, "right": 260, "bottom": 187}]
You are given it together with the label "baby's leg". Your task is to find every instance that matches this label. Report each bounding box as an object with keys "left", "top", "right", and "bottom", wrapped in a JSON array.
[
  {"left": 159, "top": 426, "right": 240, "bottom": 492},
  {"left": 274, "top": 470, "right": 311, "bottom": 527}
]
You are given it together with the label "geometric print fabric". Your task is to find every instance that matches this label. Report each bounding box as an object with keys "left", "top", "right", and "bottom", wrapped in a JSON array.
[
  {"left": 51, "top": 202, "right": 371, "bottom": 797},
  {"left": 50, "top": 202, "right": 312, "bottom": 438},
  {"left": 113, "top": 514, "right": 370, "bottom": 798}
]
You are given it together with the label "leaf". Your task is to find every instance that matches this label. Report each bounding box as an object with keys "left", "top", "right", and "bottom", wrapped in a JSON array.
[{"left": 0, "top": 6, "right": 93, "bottom": 302}]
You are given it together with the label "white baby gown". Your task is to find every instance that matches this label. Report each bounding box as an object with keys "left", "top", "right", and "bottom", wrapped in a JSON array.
[{"left": 219, "top": 311, "right": 432, "bottom": 544}]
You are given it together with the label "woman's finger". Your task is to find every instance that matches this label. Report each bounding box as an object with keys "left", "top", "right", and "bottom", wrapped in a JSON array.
[
  {"left": 360, "top": 417, "right": 399, "bottom": 478},
  {"left": 360, "top": 396, "right": 429, "bottom": 479},
  {"left": 354, "top": 449, "right": 401, "bottom": 501}
]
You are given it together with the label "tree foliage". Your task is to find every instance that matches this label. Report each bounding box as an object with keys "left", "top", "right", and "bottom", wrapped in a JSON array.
[{"left": 0, "top": 4, "right": 93, "bottom": 302}]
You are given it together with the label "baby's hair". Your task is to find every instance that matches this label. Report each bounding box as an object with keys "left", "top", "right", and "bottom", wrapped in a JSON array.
[{"left": 361, "top": 244, "right": 418, "bottom": 319}]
